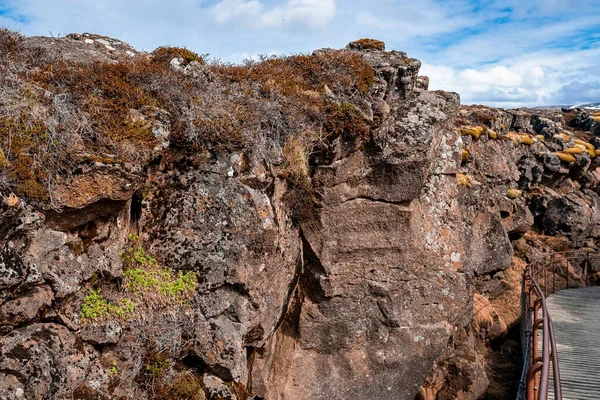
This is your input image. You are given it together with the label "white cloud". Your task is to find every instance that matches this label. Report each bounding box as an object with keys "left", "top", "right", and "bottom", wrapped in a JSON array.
[
  {"left": 211, "top": 0, "right": 263, "bottom": 24},
  {"left": 0, "top": 0, "right": 599, "bottom": 107},
  {"left": 460, "top": 67, "right": 522, "bottom": 88},
  {"left": 423, "top": 46, "right": 600, "bottom": 108},
  {"left": 210, "top": 0, "right": 336, "bottom": 29}
]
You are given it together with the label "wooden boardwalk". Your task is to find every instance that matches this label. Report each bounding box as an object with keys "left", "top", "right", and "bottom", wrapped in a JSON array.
[{"left": 546, "top": 287, "right": 600, "bottom": 400}]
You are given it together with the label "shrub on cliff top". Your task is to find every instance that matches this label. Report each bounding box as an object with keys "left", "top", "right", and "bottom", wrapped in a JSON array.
[
  {"left": 0, "top": 28, "right": 23, "bottom": 59},
  {"left": 0, "top": 29, "right": 379, "bottom": 202},
  {"left": 348, "top": 38, "right": 386, "bottom": 51},
  {"left": 151, "top": 46, "right": 204, "bottom": 66}
]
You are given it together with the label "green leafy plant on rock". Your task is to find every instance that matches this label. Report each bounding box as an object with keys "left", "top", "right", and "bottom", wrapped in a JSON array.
[
  {"left": 109, "top": 361, "right": 118, "bottom": 376},
  {"left": 80, "top": 289, "right": 134, "bottom": 321},
  {"left": 120, "top": 239, "right": 198, "bottom": 305}
]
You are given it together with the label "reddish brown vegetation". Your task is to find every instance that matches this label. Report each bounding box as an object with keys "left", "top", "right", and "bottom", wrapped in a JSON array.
[
  {"left": 0, "top": 29, "right": 378, "bottom": 202},
  {"left": 348, "top": 38, "right": 386, "bottom": 51}
]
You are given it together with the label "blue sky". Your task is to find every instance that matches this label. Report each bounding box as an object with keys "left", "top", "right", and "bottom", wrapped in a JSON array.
[{"left": 1, "top": 0, "right": 599, "bottom": 107}]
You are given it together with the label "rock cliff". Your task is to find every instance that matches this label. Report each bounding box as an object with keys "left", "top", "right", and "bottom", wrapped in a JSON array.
[{"left": 0, "top": 30, "right": 598, "bottom": 400}]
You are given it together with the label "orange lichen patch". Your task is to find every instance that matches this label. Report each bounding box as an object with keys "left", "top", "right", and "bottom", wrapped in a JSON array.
[
  {"left": 596, "top": 149, "right": 600, "bottom": 157},
  {"left": 555, "top": 152, "right": 576, "bottom": 163},
  {"left": 151, "top": 46, "right": 204, "bottom": 65},
  {"left": 555, "top": 132, "right": 572, "bottom": 142},
  {"left": 6, "top": 193, "right": 19, "bottom": 207},
  {"left": 348, "top": 38, "right": 386, "bottom": 51},
  {"left": 535, "top": 135, "right": 545, "bottom": 142},
  {"left": 592, "top": 115, "right": 600, "bottom": 123},
  {"left": 460, "top": 126, "right": 484, "bottom": 139}
]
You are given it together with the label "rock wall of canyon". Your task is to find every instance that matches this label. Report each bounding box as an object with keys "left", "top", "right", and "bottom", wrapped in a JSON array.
[{"left": 0, "top": 31, "right": 598, "bottom": 400}]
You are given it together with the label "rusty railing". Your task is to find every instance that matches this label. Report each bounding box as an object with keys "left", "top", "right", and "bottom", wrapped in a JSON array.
[{"left": 517, "top": 250, "right": 600, "bottom": 400}]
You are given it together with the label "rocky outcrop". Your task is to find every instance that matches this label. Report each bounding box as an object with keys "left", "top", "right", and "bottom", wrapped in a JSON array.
[{"left": 0, "top": 30, "right": 599, "bottom": 400}]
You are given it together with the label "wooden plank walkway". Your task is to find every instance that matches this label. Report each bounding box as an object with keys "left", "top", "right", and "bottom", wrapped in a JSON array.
[{"left": 546, "top": 287, "right": 600, "bottom": 400}]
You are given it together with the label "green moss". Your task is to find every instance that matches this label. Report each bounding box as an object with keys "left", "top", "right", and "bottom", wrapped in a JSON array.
[{"left": 145, "top": 354, "right": 169, "bottom": 377}]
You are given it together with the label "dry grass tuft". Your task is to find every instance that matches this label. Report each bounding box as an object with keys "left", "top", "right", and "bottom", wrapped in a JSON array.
[
  {"left": 473, "top": 258, "right": 526, "bottom": 338},
  {"left": 505, "top": 132, "right": 535, "bottom": 145},
  {"left": 456, "top": 173, "right": 475, "bottom": 187},
  {"left": 506, "top": 189, "right": 522, "bottom": 199},
  {"left": 562, "top": 146, "right": 583, "bottom": 155},
  {"left": 280, "top": 136, "right": 310, "bottom": 187},
  {"left": 555, "top": 152, "right": 577, "bottom": 163},
  {"left": 574, "top": 139, "right": 594, "bottom": 151},
  {"left": 460, "top": 126, "right": 484, "bottom": 139}
]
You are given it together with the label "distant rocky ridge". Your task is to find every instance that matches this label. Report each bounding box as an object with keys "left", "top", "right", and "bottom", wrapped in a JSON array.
[
  {"left": 0, "top": 31, "right": 598, "bottom": 400},
  {"left": 571, "top": 102, "right": 600, "bottom": 110},
  {"left": 531, "top": 102, "right": 600, "bottom": 111}
]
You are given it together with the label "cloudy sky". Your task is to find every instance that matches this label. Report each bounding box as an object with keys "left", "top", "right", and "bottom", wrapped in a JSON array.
[{"left": 1, "top": 0, "right": 599, "bottom": 107}]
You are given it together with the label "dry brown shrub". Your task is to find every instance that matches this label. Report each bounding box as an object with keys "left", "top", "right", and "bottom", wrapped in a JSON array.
[
  {"left": 151, "top": 46, "right": 204, "bottom": 66},
  {"left": 0, "top": 28, "right": 24, "bottom": 60},
  {"left": 473, "top": 258, "right": 526, "bottom": 338},
  {"left": 348, "top": 38, "right": 386, "bottom": 51},
  {"left": 0, "top": 29, "right": 379, "bottom": 202}
]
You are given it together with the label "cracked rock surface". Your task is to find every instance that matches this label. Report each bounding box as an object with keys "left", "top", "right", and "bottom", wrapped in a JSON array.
[{"left": 0, "top": 32, "right": 599, "bottom": 400}]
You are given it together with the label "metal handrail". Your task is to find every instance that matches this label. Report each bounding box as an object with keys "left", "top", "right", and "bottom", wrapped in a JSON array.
[{"left": 517, "top": 250, "right": 600, "bottom": 400}]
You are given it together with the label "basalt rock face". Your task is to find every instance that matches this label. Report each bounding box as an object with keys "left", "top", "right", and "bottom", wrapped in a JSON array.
[
  {"left": 0, "top": 31, "right": 599, "bottom": 400},
  {"left": 249, "top": 71, "right": 472, "bottom": 400},
  {"left": 439, "top": 105, "right": 600, "bottom": 399}
]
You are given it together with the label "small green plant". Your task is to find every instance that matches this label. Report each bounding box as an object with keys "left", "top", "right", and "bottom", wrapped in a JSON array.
[
  {"left": 145, "top": 354, "right": 169, "bottom": 377},
  {"left": 121, "top": 240, "right": 197, "bottom": 304},
  {"left": 109, "top": 361, "right": 118, "bottom": 376},
  {"left": 80, "top": 289, "right": 110, "bottom": 320},
  {"left": 80, "top": 289, "right": 134, "bottom": 322}
]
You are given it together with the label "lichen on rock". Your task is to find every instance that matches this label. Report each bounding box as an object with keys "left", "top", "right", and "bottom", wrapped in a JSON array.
[{"left": 1, "top": 29, "right": 599, "bottom": 400}]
